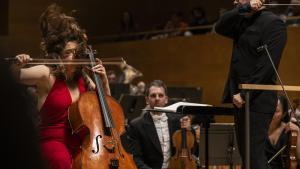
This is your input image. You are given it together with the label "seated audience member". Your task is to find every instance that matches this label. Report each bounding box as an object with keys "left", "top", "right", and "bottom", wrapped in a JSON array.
[
  {"left": 293, "top": 98, "right": 300, "bottom": 124},
  {"left": 135, "top": 81, "right": 146, "bottom": 96},
  {"left": 107, "top": 70, "right": 118, "bottom": 84},
  {"left": 119, "top": 11, "right": 139, "bottom": 41},
  {"left": 130, "top": 80, "right": 146, "bottom": 96},
  {"left": 189, "top": 7, "right": 210, "bottom": 34}
]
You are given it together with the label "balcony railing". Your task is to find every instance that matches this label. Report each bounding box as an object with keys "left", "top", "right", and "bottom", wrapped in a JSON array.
[{"left": 89, "top": 15, "right": 300, "bottom": 44}]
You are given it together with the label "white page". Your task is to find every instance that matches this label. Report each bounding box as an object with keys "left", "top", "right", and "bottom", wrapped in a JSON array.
[{"left": 154, "top": 102, "right": 212, "bottom": 113}]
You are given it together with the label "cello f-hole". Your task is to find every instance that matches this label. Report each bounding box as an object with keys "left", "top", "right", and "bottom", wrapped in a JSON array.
[{"left": 92, "top": 135, "right": 102, "bottom": 154}]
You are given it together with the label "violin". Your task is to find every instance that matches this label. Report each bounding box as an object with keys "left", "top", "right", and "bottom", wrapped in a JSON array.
[
  {"left": 168, "top": 128, "right": 197, "bottom": 169},
  {"left": 286, "top": 129, "right": 298, "bottom": 169},
  {"left": 282, "top": 111, "right": 298, "bottom": 169}
]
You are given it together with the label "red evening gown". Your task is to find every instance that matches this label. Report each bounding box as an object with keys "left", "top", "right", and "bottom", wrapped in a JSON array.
[{"left": 39, "top": 77, "right": 86, "bottom": 169}]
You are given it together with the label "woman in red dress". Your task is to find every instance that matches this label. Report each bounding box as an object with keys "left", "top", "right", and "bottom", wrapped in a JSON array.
[{"left": 12, "top": 4, "right": 110, "bottom": 169}]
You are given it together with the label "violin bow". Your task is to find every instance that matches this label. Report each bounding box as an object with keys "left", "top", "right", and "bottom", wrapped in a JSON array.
[{"left": 260, "top": 44, "right": 297, "bottom": 164}]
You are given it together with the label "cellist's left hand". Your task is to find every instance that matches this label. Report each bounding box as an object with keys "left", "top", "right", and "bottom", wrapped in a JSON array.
[
  {"left": 85, "top": 58, "right": 109, "bottom": 84},
  {"left": 92, "top": 58, "right": 109, "bottom": 83},
  {"left": 84, "top": 58, "right": 111, "bottom": 95}
]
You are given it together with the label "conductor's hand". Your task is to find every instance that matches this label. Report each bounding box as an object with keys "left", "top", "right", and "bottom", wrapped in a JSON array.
[
  {"left": 180, "top": 116, "right": 192, "bottom": 130},
  {"left": 15, "top": 54, "right": 32, "bottom": 67},
  {"left": 250, "top": 0, "right": 263, "bottom": 11},
  {"left": 233, "top": 93, "right": 245, "bottom": 108}
]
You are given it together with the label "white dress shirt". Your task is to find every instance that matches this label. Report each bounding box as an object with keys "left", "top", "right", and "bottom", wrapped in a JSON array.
[{"left": 151, "top": 112, "right": 171, "bottom": 169}]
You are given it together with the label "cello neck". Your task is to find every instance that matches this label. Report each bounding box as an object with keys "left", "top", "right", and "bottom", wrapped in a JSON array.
[{"left": 86, "top": 46, "right": 114, "bottom": 129}]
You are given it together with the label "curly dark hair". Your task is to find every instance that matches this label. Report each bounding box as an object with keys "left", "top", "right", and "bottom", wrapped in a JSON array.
[
  {"left": 278, "top": 94, "right": 289, "bottom": 123},
  {"left": 39, "top": 4, "right": 87, "bottom": 59},
  {"left": 39, "top": 4, "right": 88, "bottom": 80}
]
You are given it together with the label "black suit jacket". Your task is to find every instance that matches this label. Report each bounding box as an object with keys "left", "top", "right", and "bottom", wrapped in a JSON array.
[
  {"left": 127, "top": 112, "right": 182, "bottom": 169},
  {"left": 215, "top": 8, "right": 287, "bottom": 113}
]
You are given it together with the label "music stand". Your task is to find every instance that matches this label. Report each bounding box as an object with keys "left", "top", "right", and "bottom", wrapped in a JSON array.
[
  {"left": 145, "top": 104, "right": 236, "bottom": 168},
  {"left": 119, "top": 94, "right": 146, "bottom": 123},
  {"left": 198, "top": 123, "right": 241, "bottom": 167}
]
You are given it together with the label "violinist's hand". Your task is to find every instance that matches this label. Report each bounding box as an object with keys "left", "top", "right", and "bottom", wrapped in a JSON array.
[
  {"left": 233, "top": 0, "right": 239, "bottom": 6},
  {"left": 15, "top": 54, "right": 32, "bottom": 67},
  {"left": 233, "top": 93, "right": 245, "bottom": 108},
  {"left": 291, "top": 117, "right": 298, "bottom": 123},
  {"left": 285, "top": 121, "right": 300, "bottom": 133},
  {"left": 180, "top": 116, "right": 192, "bottom": 130},
  {"left": 250, "top": 0, "right": 263, "bottom": 11}
]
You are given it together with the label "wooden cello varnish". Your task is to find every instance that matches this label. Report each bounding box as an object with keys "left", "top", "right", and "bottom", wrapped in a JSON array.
[{"left": 68, "top": 46, "right": 137, "bottom": 169}]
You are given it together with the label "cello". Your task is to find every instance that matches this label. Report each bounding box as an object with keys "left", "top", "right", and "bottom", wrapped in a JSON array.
[
  {"left": 168, "top": 127, "right": 198, "bottom": 169},
  {"left": 68, "top": 46, "right": 137, "bottom": 169}
]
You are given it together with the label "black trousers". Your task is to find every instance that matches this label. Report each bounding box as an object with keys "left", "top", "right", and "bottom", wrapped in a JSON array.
[{"left": 235, "top": 107, "right": 274, "bottom": 169}]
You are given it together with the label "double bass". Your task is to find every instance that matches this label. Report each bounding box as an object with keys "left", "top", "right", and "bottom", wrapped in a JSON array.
[{"left": 68, "top": 46, "right": 137, "bottom": 169}]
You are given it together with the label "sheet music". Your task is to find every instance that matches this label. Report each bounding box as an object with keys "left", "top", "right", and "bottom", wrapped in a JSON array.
[{"left": 154, "top": 102, "right": 212, "bottom": 113}]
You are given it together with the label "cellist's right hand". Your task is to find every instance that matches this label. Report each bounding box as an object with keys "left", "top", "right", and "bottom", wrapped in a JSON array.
[
  {"left": 15, "top": 54, "right": 32, "bottom": 67},
  {"left": 250, "top": 0, "right": 263, "bottom": 11}
]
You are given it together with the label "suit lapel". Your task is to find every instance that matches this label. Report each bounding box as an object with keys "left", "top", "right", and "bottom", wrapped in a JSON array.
[{"left": 143, "top": 113, "right": 162, "bottom": 154}]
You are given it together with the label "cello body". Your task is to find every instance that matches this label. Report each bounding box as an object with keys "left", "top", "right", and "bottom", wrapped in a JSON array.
[
  {"left": 68, "top": 46, "right": 136, "bottom": 169},
  {"left": 69, "top": 92, "right": 137, "bottom": 169}
]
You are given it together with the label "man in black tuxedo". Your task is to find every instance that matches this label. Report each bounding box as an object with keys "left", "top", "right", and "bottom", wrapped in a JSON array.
[
  {"left": 127, "top": 80, "right": 197, "bottom": 169},
  {"left": 215, "top": 0, "right": 287, "bottom": 168}
]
